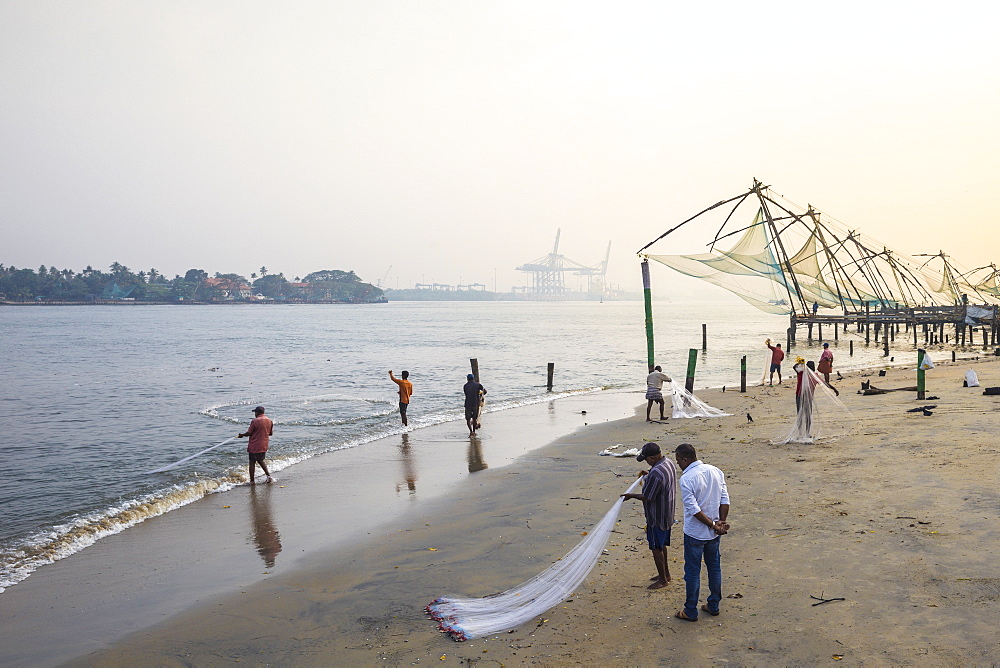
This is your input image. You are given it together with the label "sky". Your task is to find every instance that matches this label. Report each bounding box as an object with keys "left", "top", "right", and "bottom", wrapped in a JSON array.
[{"left": 2, "top": 1, "right": 998, "bottom": 297}]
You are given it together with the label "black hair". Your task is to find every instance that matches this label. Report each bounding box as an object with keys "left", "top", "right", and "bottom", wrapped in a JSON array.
[
  {"left": 674, "top": 443, "right": 696, "bottom": 460},
  {"left": 401, "top": 370, "right": 409, "bottom": 379}
]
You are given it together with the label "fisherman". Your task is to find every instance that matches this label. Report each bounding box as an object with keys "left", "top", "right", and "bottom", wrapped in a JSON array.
[
  {"left": 238, "top": 406, "right": 275, "bottom": 484},
  {"left": 463, "top": 374, "right": 488, "bottom": 435},
  {"left": 388, "top": 370, "right": 413, "bottom": 426},
  {"left": 766, "top": 338, "right": 785, "bottom": 386},
  {"left": 645, "top": 365, "right": 672, "bottom": 421},
  {"left": 817, "top": 343, "right": 839, "bottom": 396},
  {"left": 622, "top": 442, "right": 678, "bottom": 590}
]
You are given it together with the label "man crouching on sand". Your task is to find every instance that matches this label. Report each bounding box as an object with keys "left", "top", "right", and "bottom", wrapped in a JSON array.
[{"left": 622, "top": 442, "right": 677, "bottom": 589}]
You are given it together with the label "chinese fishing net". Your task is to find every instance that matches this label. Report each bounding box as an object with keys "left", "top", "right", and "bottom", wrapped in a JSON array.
[
  {"left": 773, "top": 365, "right": 852, "bottom": 444},
  {"left": 426, "top": 477, "right": 643, "bottom": 641}
]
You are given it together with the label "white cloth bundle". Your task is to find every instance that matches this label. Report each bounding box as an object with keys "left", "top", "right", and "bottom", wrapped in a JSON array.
[
  {"left": 965, "top": 369, "right": 980, "bottom": 387},
  {"left": 426, "top": 477, "right": 642, "bottom": 641}
]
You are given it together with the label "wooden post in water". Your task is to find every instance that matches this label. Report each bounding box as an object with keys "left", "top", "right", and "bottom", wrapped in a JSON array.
[
  {"left": 834, "top": 321, "right": 839, "bottom": 340},
  {"left": 702, "top": 324, "right": 707, "bottom": 351},
  {"left": 740, "top": 355, "right": 747, "bottom": 393},
  {"left": 546, "top": 362, "right": 554, "bottom": 391},
  {"left": 952, "top": 350, "right": 956, "bottom": 362},
  {"left": 685, "top": 348, "right": 698, "bottom": 394},
  {"left": 916, "top": 349, "right": 926, "bottom": 401},
  {"left": 818, "top": 323, "right": 823, "bottom": 342},
  {"left": 470, "top": 358, "right": 480, "bottom": 382},
  {"left": 641, "top": 260, "right": 655, "bottom": 372},
  {"left": 913, "top": 323, "right": 918, "bottom": 347},
  {"left": 787, "top": 327, "right": 793, "bottom": 351},
  {"left": 850, "top": 339, "right": 854, "bottom": 356},
  {"left": 883, "top": 332, "right": 890, "bottom": 357}
]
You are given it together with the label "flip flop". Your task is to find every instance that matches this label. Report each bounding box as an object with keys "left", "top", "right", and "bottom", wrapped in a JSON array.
[
  {"left": 700, "top": 604, "right": 719, "bottom": 616},
  {"left": 675, "top": 610, "right": 697, "bottom": 622}
]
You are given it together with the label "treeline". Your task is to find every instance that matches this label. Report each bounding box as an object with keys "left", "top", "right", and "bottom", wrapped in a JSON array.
[{"left": 0, "top": 263, "right": 385, "bottom": 303}]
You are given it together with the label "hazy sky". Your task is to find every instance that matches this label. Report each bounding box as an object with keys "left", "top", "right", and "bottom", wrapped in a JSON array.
[{"left": 2, "top": 1, "right": 998, "bottom": 296}]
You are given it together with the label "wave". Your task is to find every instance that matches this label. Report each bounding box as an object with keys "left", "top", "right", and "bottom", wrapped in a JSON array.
[{"left": 0, "top": 384, "right": 614, "bottom": 594}]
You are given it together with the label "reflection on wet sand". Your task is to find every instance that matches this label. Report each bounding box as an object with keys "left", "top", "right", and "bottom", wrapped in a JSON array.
[
  {"left": 248, "top": 486, "right": 282, "bottom": 568},
  {"left": 467, "top": 436, "right": 488, "bottom": 473},
  {"left": 396, "top": 433, "right": 417, "bottom": 495}
]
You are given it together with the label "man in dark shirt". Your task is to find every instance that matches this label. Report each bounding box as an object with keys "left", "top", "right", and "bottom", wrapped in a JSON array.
[
  {"left": 622, "top": 442, "right": 678, "bottom": 589},
  {"left": 463, "top": 373, "right": 487, "bottom": 436}
]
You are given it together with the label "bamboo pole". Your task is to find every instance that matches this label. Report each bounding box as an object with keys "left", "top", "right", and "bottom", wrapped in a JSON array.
[{"left": 642, "top": 260, "right": 655, "bottom": 372}]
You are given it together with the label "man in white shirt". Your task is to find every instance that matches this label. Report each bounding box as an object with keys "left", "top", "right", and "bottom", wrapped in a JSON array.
[
  {"left": 645, "top": 365, "right": 672, "bottom": 422},
  {"left": 674, "top": 443, "right": 730, "bottom": 621}
]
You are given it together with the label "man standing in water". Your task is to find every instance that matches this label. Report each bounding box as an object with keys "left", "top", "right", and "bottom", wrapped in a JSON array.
[
  {"left": 622, "top": 442, "right": 677, "bottom": 589},
  {"left": 463, "top": 373, "right": 487, "bottom": 435},
  {"left": 238, "top": 406, "right": 275, "bottom": 484},
  {"left": 674, "top": 443, "right": 729, "bottom": 621},
  {"left": 388, "top": 370, "right": 413, "bottom": 426},
  {"left": 645, "top": 365, "right": 672, "bottom": 421}
]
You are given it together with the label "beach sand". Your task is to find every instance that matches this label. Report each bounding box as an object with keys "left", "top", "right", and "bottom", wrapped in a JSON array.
[{"left": 7, "top": 354, "right": 1000, "bottom": 666}]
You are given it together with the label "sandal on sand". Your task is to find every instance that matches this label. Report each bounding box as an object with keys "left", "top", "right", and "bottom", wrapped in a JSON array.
[
  {"left": 675, "top": 610, "right": 697, "bottom": 622},
  {"left": 700, "top": 604, "right": 719, "bottom": 616}
]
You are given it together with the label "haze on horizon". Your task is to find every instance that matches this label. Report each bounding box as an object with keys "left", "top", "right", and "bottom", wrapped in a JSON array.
[{"left": 2, "top": 2, "right": 998, "bottom": 299}]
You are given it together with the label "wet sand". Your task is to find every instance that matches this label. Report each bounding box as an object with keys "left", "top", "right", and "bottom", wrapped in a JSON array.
[{"left": 6, "top": 355, "right": 1000, "bottom": 666}]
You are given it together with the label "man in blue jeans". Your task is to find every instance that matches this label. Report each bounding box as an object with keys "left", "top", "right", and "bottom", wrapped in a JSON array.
[{"left": 674, "top": 443, "right": 730, "bottom": 621}]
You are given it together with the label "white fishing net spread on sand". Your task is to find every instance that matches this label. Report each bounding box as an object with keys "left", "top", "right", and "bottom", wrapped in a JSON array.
[
  {"left": 773, "top": 366, "right": 852, "bottom": 444},
  {"left": 671, "top": 386, "right": 731, "bottom": 419},
  {"left": 426, "top": 477, "right": 642, "bottom": 641}
]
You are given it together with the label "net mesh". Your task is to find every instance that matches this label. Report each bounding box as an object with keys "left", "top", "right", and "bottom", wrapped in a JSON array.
[
  {"left": 426, "top": 477, "right": 643, "bottom": 641},
  {"left": 671, "top": 386, "right": 732, "bottom": 419},
  {"left": 773, "top": 367, "right": 852, "bottom": 444}
]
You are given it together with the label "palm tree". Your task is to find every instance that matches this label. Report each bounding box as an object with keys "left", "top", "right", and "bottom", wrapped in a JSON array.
[{"left": 259, "top": 266, "right": 268, "bottom": 277}]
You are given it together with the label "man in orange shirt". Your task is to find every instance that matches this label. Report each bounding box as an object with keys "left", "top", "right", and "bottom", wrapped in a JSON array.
[
  {"left": 389, "top": 370, "right": 413, "bottom": 426},
  {"left": 238, "top": 406, "right": 275, "bottom": 484}
]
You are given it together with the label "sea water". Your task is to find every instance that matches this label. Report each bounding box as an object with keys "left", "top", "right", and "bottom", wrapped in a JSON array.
[{"left": 1, "top": 299, "right": 894, "bottom": 591}]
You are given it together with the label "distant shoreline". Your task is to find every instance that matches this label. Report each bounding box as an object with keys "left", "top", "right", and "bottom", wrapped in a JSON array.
[{"left": 0, "top": 300, "right": 388, "bottom": 306}]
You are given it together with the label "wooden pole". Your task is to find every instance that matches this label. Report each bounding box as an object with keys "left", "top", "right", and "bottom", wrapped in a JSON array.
[
  {"left": 883, "top": 332, "right": 889, "bottom": 357},
  {"left": 470, "top": 358, "right": 480, "bottom": 382},
  {"left": 546, "top": 362, "right": 554, "bottom": 391},
  {"left": 916, "top": 349, "right": 926, "bottom": 401},
  {"left": 641, "top": 260, "right": 655, "bottom": 372},
  {"left": 685, "top": 348, "right": 697, "bottom": 393},
  {"left": 850, "top": 339, "right": 854, "bottom": 356},
  {"left": 702, "top": 324, "right": 707, "bottom": 351},
  {"left": 834, "top": 322, "right": 839, "bottom": 341},
  {"left": 740, "top": 355, "right": 747, "bottom": 393}
]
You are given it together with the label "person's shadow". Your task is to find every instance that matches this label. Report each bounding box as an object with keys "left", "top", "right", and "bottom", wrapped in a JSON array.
[
  {"left": 396, "top": 432, "right": 417, "bottom": 495},
  {"left": 467, "top": 435, "right": 488, "bottom": 473},
  {"left": 249, "top": 485, "right": 282, "bottom": 568}
]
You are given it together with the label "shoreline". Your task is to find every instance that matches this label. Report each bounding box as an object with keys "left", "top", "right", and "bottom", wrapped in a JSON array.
[{"left": 77, "top": 355, "right": 1000, "bottom": 666}]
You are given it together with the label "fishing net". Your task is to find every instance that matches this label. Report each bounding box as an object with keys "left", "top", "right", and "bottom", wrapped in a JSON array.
[
  {"left": 773, "top": 366, "right": 852, "bottom": 444},
  {"left": 146, "top": 437, "right": 238, "bottom": 474},
  {"left": 426, "top": 477, "right": 643, "bottom": 641},
  {"left": 671, "top": 386, "right": 731, "bottom": 419}
]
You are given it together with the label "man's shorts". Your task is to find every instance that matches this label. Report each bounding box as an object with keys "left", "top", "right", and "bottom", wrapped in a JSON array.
[
  {"left": 399, "top": 402, "right": 408, "bottom": 417},
  {"left": 645, "top": 388, "right": 663, "bottom": 402},
  {"left": 770, "top": 363, "right": 782, "bottom": 373},
  {"left": 646, "top": 525, "right": 671, "bottom": 550},
  {"left": 465, "top": 405, "right": 480, "bottom": 420},
  {"left": 248, "top": 451, "right": 267, "bottom": 463}
]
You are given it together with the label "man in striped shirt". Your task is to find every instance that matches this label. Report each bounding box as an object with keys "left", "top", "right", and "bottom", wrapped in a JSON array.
[{"left": 622, "top": 442, "right": 678, "bottom": 590}]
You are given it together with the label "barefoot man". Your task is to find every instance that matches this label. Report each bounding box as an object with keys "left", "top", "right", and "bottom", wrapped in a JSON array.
[
  {"left": 388, "top": 370, "right": 413, "bottom": 426},
  {"left": 622, "top": 442, "right": 678, "bottom": 589},
  {"left": 238, "top": 406, "right": 275, "bottom": 484},
  {"left": 645, "top": 366, "right": 672, "bottom": 421}
]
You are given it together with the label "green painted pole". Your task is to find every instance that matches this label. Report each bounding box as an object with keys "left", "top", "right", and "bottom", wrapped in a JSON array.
[
  {"left": 740, "top": 355, "right": 747, "bottom": 393},
  {"left": 916, "top": 348, "right": 926, "bottom": 400},
  {"left": 685, "top": 348, "right": 698, "bottom": 393},
  {"left": 642, "top": 260, "right": 655, "bottom": 372}
]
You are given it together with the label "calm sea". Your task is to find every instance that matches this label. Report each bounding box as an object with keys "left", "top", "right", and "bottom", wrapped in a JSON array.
[{"left": 1, "top": 299, "right": 892, "bottom": 591}]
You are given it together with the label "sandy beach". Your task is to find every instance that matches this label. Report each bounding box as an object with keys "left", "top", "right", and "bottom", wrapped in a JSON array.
[{"left": 5, "top": 352, "right": 999, "bottom": 666}]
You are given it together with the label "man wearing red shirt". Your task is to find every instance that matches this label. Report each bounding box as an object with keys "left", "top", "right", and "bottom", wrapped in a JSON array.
[{"left": 239, "top": 406, "right": 275, "bottom": 484}]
